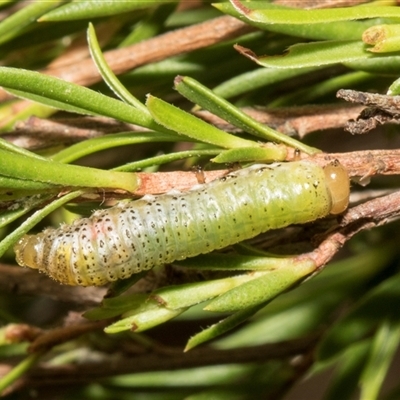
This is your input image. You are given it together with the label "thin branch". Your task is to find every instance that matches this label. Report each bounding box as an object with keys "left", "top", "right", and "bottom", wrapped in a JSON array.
[
  {"left": 341, "top": 191, "right": 400, "bottom": 226},
  {"left": 108, "top": 149, "right": 400, "bottom": 196},
  {"left": 195, "top": 104, "right": 364, "bottom": 138},
  {"left": 28, "top": 319, "right": 109, "bottom": 354},
  {"left": 337, "top": 89, "right": 400, "bottom": 134},
  {"left": 4, "top": 116, "right": 144, "bottom": 150},
  {"left": 4, "top": 334, "right": 319, "bottom": 392},
  {"left": 308, "top": 149, "right": 400, "bottom": 178},
  {"left": 338, "top": 89, "right": 400, "bottom": 114},
  {"left": 300, "top": 189, "right": 400, "bottom": 270}
]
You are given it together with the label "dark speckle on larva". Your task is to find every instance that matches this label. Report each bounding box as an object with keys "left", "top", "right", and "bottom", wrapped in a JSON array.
[{"left": 14, "top": 161, "right": 350, "bottom": 286}]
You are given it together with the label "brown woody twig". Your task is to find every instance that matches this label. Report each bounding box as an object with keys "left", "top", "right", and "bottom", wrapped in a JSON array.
[{"left": 2, "top": 333, "right": 319, "bottom": 393}]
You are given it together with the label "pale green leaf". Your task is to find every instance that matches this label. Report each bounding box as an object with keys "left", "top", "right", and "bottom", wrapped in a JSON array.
[
  {"left": 175, "top": 76, "right": 319, "bottom": 154},
  {"left": 41, "top": 0, "right": 178, "bottom": 21},
  {"left": 238, "top": 40, "right": 372, "bottom": 69},
  {"left": 229, "top": 1, "right": 400, "bottom": 25},
  {"left": 360, "top": 320, "right": 400, "bottom": 400},
  {"left": 146, "top": 94, "right": 257, "bottom": 149},
  {"left": 0, "top": 67, "right": 156, "bottom": 128}
]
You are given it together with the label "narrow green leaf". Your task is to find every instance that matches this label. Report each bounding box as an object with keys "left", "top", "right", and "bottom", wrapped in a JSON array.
[
  {"left": 0, "top": 137, "right": 46, "bottom": 160},
  {"left": 0, "top": 351, "right": 44, "bottom": 394},
  {"left": 0, "top": 0, "right": 63, "bottom": 45},
  {"left": 0, "top": 148, "right": 139, "bottom": 193},
  {"left": 345, "top": 54, "right": 400, "bottom": 75},
  {"left": 0, "top": 175, "right": 57, "bottom": 191},
  {"left": 41, "top": 1, "right": 178, "bottom": 21},
  {"left": 229, "top": 1, "right": 400, "bottom": 25},
  {"left": 185, "top": 304, "right": 265, "bottom": 351},
  {"left": 0, "top": 67, "right": 156, "bottom": 128},
  {"left": 114, "top": 149, "right": 221, "bottom": 172},
  {"left": 175, "top": 76, "right": 319, "bottom": 154},
  {"left": 216, "top": 245, "right": 396, "bottom": 349},
  {"left": 146, "top": 95, "right": 257, "bottom": 149},
  {"left": 84, "top": 294, "right": 149, "bottom": 320},
  {"left": 211, "top": 146, "right": 287, "bottom": 163},
  {"left": 359, "top": 319, "right": 400, "bottom": 400},
  {"left": 0, "top": 197, "right": 51, "bottom": 229},
  {"left": 205, "top": 261, "right": 315, "bottom": 312},
  {"left": 323, "top": 341, "right": 371, "bottom": 400},
  {"left": 175, "top": 253, "right": 316, "bottom": 272},
  {"left": 213, "top": 66, "right": 319, "bottom": 99},
  {"left": 153, "top": 272, "right": 267, "bottom": 310},
  {"left": 238, "top": 40, "right": 372, "bottom": 69},
  {"left": 106, "top": 305, "right": 186, "bottom": 334},
  {"left": 186, "top": 389, "right": 246, "bottom": 400},
  {"left": 318, "top": 271, "right": 400, "bottom": 362},
  {"left": 387, "top": 75, "right": 400, "bottom": 95},
  {"left": 107, "top": 270, "right": 149, "bottom": 298},
  {"left": 110, "top": 364, "right": 250, "bottom": 387},
  {"left": 217, "top": 292, "right": 345, "bottom": 349},
  {"left": 51, "top": 131, "right": 180, "bottom": 164},
  {"left": 269, "top": 70, "right": 373, "bottom": 108},
  {"left": 215, "top": 2, "right": 376, "bottom": 41},
  {"left": 87, "top": 23, "right": 149, "bottom": 113},
  {"left": 119, "top": 2, "right": 176, "bottom": 46}
]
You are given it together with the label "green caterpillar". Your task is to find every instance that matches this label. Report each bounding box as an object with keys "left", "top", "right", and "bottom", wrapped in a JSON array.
[{"left": 14, "top": 160, "right": 349, "bottom": 286}]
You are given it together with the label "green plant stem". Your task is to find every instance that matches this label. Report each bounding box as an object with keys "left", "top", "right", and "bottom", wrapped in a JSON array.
[{"left": 0, "top": 351, "right": 45, "bottom": 395}]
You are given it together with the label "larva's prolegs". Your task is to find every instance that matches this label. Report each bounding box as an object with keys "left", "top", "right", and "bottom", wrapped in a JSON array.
[{"left": 14, "top": 161, "right": 350, "bottom": 286}]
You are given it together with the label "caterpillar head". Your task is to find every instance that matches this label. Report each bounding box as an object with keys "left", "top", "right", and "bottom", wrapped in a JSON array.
[{"left": 324, "top": 161, "right": 350, "bottom": 215}]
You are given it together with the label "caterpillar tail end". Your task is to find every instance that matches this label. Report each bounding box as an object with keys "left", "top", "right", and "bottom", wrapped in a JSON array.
[{"left": 14, "top": 235, "right": 40, "bottom": 270}]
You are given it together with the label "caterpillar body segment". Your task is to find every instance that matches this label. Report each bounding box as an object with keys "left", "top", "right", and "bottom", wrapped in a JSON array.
[{"left": 14, "top": 161, "right": 349, "bottom": 286}]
